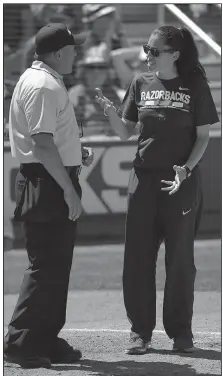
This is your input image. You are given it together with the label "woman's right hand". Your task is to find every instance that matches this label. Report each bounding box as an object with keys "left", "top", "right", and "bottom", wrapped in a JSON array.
[{"left": 95, "top": 88, "right": 113, "bottom": 111}]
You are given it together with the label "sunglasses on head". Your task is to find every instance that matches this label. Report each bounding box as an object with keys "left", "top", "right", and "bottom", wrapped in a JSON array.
[{"left": 143, "top": 44, "right": 175, "bottom": 58}]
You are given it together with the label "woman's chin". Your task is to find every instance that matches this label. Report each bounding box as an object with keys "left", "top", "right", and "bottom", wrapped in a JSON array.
[{"left": 147, "top": 64, "right": 156, "bottom": 72}]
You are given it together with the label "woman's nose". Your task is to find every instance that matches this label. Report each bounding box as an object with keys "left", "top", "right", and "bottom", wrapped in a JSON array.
[{"left": 146, "top": 50, "right": 153, "bottom": 59}]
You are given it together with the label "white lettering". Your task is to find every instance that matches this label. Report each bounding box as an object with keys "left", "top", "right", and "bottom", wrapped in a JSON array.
[
  {"left": 79, "top": 147, "right": 107, "bottom": 213},
  {"left": 179, "top": 93, "right": 184, "bottom": 102},
  {"left": 145, "top": 101, "right": 155, "bottom": 106},
  {"left": 165, "top": 91, "right": 171, "bottom": 100},
  {"left": 184, "top": 94, "right": 191, "bottom": 104},
  {"left": 159, "top": 91, "right": 165, "bottom": 100},
  {"left": 146, "top": 91, "right": 151, "bottom": 100},
  {"left": 170, "top": 92, "right": 176, "bottom": 101},
  {"left": 155, "top": 91, "right": 160, "bottom": 99},
  {"left": 150, "top": 91, "right": 155, "bottom": 99},
  {"left": 173, "top": 102, "right": 183, "bottom": 108},
  {"left": 175, "top": 92, "right": 181, "bottom": 101},
  {"left": 141, "top": 92, "right": 146, "bottom": 101}
]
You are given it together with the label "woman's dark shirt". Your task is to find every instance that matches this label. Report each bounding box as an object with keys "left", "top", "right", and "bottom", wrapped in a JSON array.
[{"left": 118, "top": 72, "right": 219, "bottom": 169}]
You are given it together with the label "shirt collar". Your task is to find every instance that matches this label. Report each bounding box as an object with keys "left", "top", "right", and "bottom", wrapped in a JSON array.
[{"left": 31, "top": 60, "right": 63, "bottom": 80}]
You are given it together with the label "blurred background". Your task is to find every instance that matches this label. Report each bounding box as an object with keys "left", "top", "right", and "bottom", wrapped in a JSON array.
[{"left": 3, "top": 3, "right": 221, "bottom": 250}]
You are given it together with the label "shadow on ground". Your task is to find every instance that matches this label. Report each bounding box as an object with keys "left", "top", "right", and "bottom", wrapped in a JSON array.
[
  {"left": 149, "top": 348, "right": 221, "bottom": 361},
  {"left": 51, "top": 358, "right": 221, "bottom": 375}
]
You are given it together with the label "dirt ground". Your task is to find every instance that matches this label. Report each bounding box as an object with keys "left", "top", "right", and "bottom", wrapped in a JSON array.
[{"left": 4, "top": 240, "right": 221, "bottom": 375}]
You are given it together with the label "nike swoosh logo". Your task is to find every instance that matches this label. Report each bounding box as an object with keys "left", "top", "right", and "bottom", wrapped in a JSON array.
[
  {"left": 182, "top": 209, "right": 192, "bottom": 215},
  {"left": 179, "top": 87, "right": 190, "bottom": 91}
]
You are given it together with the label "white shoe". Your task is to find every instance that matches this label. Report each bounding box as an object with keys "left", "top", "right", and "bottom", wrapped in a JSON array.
[{"left": 125, "top": 336, "right": 151, "bottom": 355}]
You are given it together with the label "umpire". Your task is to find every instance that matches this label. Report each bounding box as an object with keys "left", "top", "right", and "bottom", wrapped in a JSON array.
[{"left": 4, "top": 23, "right": 91, "bottom": 368}]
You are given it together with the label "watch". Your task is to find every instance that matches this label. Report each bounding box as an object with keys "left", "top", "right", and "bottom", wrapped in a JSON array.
[{"left": 182, "top": 165, "right": 192, "bottom": 178}]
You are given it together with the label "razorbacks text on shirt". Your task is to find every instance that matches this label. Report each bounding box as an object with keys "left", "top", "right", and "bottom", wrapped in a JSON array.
[
  {"left": 118, "top": 72, "right": 219, "bottom": 169},
  {"left": 141, "top": 90, "right": 190, "bottom": 104}
]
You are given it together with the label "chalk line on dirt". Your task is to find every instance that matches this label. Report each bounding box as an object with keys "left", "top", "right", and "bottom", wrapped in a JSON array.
[{"left": 62, "top": 328, "right": 221, "bottom": 336}]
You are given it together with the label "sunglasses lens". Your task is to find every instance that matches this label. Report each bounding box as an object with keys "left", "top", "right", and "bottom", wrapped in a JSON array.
[
  {"left": 143, "top": 45, "right": 159, "bottom": 58},
  {"left": 143, "top": 45, "right": 149, "bottom": 54},
  {"left": 151, "top": 48, "right": 159, "bottom": 58}
]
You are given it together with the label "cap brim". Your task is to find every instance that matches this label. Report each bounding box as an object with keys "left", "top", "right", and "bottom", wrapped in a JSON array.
[{"left": 73, "top": 32, "right": 86, "bottom": 45}]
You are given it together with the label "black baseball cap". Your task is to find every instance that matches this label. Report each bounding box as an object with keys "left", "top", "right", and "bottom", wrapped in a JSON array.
[{"left": 35, "top": 23, "right": 86, "bottom": 54}]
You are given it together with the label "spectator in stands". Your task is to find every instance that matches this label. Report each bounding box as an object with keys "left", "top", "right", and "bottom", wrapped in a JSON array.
[
  {"left": 96, "top": 25, "right": 219, "bottom": 355},
  {"left": 66, "top": 4, "right": 128, "bottom": 135},
  {"left": 22, "top": 5, "right": 81, "bottom": 67},
  {"left": 12, "top": 5, "right": 85, "bottom": 85},
  {"left": 111, "top": 45, "right": 147, "bottom": 89},
  {"left": 189, "top": 4, "right": 208, "bottom": 19},
  {"left": 68, "top": 53, "right": 124, "bottom": 136},
  {"left": 82, "top": 4, "right": 128, "bottom": 52},
  {"left": 3, "top": 4, "right": 35, "bottom": 52}
]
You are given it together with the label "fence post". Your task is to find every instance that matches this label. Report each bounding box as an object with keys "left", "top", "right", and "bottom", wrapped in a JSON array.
[{"left": 157, "top": 4, "right": 165, "bottom": 26}]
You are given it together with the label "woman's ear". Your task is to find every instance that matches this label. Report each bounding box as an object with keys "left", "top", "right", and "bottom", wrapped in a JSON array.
[{"left": 173, "top": 50, "right": 180, "bottom": 62}]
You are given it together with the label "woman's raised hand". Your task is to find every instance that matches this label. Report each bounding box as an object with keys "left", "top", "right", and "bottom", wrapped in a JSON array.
[{"left": 95, "top": 88, "right": 113, "bottom": 110}]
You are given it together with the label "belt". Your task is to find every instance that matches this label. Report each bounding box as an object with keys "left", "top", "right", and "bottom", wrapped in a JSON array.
[{"left": 20, "top": 163, "right": 81, "bottom": 179}]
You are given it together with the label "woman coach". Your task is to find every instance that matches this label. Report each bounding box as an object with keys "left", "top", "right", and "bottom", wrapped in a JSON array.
[{"left": 95, "top": 26, "right": 219, "bottom": 355}]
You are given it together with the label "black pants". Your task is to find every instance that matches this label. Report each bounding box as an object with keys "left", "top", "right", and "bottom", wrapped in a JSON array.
[
  {"left": 123, "top": 166, "right": 202, "bottom": 342},
  {"left": 4, "top": 163, "right": 81, "bottom": 357}
]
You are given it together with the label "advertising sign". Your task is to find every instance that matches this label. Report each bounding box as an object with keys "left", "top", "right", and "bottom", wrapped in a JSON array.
[
  {"left": 4, "top": 140, "right": 137, "bottom": 218},
  {"left": 4, "top": 133, "right": 221, "bottom": 244}
]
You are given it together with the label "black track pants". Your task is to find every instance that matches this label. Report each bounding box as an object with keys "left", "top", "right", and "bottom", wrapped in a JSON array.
[{"left": 123, "top": 167, "right": 201, "bottom": 341}]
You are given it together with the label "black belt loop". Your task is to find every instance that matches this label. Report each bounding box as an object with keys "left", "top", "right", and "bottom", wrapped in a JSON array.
[{"left": 65, "top": 165, "right": 82, "bottom": 177}]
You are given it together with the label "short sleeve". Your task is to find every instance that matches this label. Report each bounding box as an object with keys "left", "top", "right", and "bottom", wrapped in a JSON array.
[
  {"left": 23, "top": 88, "right": 57, "bottom": 136},
  {"left": 117, "top": 77, "right": 138, "bottom": 123},
  {"left": 194, "top": 79, "right": 219, "bottom": 126}
]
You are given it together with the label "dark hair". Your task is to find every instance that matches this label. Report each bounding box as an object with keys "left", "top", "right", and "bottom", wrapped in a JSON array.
[{"left": 152, "top": 25, "right": 208, "bottom": 84}]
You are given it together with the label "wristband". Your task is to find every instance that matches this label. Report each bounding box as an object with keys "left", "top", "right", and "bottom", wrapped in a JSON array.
[
  {"left": 104, "top": 103, "right": 116, "bottom": 117},
  {"left": 182, "top": 165, "right": 192, "bottom": 178}
]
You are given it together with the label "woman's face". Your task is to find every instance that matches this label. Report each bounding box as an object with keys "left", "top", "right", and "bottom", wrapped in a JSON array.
[{"left": 145, "top": 33, "right": 177, "bottom": 74}]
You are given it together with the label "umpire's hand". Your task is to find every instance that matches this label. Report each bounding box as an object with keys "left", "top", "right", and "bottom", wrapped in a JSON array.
[
  {"left": 161, "top": 165, "right": 187, "bottom": 195},
  {"left": 82, "top": 146, "right": 94, "bottom": 167},
  {"left": 64, "top": 186, "right": 82, "bottom": 221}
]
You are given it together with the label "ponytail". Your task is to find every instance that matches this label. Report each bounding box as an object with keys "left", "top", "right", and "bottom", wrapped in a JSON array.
[{"left": 176, "top": 27, "right": 208, "bottom": 84}]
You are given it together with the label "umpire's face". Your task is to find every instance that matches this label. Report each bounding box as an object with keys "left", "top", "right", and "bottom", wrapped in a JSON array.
[{"left": 54, "top": 45, "right": 77, "bottom": 75}]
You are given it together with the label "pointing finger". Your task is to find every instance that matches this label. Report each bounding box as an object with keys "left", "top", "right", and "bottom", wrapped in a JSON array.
[{"left": 95, "top": 88, "right": 103, "bottom": 98}]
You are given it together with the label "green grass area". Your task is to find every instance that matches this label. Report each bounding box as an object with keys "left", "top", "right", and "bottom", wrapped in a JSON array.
[{"left": 4, "top": 241, "right": 221, "bottom": 295}]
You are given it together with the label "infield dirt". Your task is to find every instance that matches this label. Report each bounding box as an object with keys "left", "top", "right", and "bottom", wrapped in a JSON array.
[{"left": 4, "top": 240, "right": 221, "bottom": 375}]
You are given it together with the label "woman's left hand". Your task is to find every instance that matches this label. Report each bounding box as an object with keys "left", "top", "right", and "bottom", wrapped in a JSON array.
[
  {"left": 82, "top": 147, "right": 94, "bottom": 167},
  {"left": 161, "top": 165, "right": 187, "bottom": 195}
]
